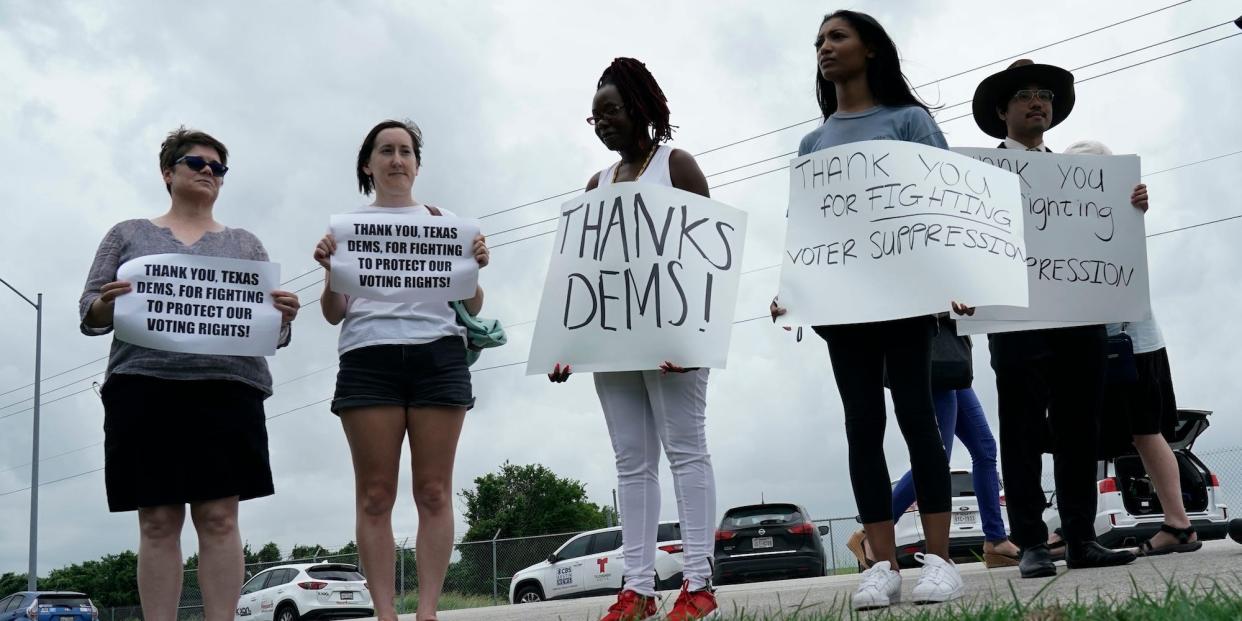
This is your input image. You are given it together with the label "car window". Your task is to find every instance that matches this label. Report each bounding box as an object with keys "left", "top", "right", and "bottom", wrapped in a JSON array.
[
  {"left": 556, "top": 534, "right": 592, "bottom": 561},
  {"left": 242, "top": 571, "right": 271, "bottom": 594},
  {"left": 0, "top": 597, "right": 15, "bottom": 613},
  {"left": 587, "top": 531, "right": 622, "bottom": 555},
  {"left": 722, "top": 506, "right": 801, "bottom": 528},
  {"left": 656, "top": 523, "right": 682, "bottom": 542},
  {"left": 307, "top": 566, "right": 365, "bottom": 581},
  {"left": 269, "top": 569, "right": 298, "bottom": 587},
  {"left": 35, "top": 596, "right": 90, "bottom": 607},
  {"left": 951, "top": 472, "right": 975, "bottom": 497}
]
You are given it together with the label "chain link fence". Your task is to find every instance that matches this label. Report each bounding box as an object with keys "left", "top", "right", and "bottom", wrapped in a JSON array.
[{"left": 96, "top": 448, "right": 1241, "bottom": 618}]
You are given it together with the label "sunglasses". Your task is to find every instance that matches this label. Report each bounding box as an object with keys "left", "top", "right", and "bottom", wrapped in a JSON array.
[{"left": 175, "top": 155, "right": 229, "bottom": 178}]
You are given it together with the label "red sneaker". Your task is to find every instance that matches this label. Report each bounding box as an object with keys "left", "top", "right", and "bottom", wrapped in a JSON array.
[
  {"left": 599, "top": 590, "right": 658, "bottom": 621},
  {"left": 666, "top": 581, "right": 719, "bottom": 621}
]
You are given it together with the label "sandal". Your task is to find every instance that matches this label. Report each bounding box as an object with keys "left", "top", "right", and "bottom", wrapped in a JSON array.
[
  {"left": 982, "top": 539, "right": 1021, "bottom": 568},
  {"left": 846, "top": 529, "right": 876, "bottom": 568},
  {"left": 1047, "top": 528, "right": 1067, "bottom": 561},
  {"left": 1138, "top": 524, "right": 1202, "bottom": 556}
]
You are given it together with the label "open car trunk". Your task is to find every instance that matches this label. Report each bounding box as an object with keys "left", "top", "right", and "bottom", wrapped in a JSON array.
[{"left": 1113, "top": 409, "right": 1212, "bottom": 516}]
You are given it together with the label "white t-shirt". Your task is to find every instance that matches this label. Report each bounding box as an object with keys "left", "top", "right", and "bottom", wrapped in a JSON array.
[
  {"left": 1107, "top": 317, "right": 1166, "bottom": 354},
  {"left": 336, "top": 204, "right": 468, "bottom": 355}
]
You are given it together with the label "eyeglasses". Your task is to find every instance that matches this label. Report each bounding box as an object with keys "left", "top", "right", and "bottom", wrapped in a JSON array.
[
  {"left": 175, "top": 155, "right": 229, "bottom": 178},
  {"left": 1012, "top": 89, "right": 1055, "bottom": 103},
  {"left": 587, "top": 104, "right": 626, "bottom": 126}
]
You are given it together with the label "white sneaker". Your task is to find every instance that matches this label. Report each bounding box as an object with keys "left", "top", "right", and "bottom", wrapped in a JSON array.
[
  {"left": 911, "top": 552, "right": 963, "bottom": 604},
  {"left": 852, "top": 560, "right": 902, "bottom": 610}
]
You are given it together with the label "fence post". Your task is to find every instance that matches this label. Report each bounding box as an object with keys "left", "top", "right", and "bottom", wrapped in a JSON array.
[
  {"left": 827, "top": 520, "right": 836, "bottom": 573},
  {"left": 491, "top": 528, "right": 502, "bottom": 603},
  {"left": 398, "top": 537, "right": 408, "bottom": 597}
]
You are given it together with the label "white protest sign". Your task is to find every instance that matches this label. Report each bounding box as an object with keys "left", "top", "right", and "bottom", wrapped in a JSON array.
[
  {"left": 777, "top": 140, "right": 1028, "bottom": 326},
  {"left": 526, "top": 182, "right": 748, "bottom": 374},
  {"left": 330, "top": 212, "right": 480, "bottom": 303},
  {"left": 956, "top": 318, "right": 1096, "bottom": 335},
  {"left": 114, "top": 253, "right": 282, "bottom": 356},
  {"left": 953, "top": 148, "right": 1149, "bottom": 334}
]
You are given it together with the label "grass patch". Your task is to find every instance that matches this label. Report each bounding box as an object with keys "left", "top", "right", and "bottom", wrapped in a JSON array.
[
  {"left": 395, "top": 591, "right": 500, "bottom": 613},
  {"left": 704, "top": 578, "right": 1242, "bottom": 620}
]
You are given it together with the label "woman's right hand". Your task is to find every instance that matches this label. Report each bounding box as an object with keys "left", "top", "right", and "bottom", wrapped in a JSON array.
[
  {"left": 86, "top": 280, "right": 132, "bottom": 327},
  {"left": 547, "top": 363, "right": 572, "bottom": 383},
  {"left": 313, "top": 234, "right": 337, "bottom": 270},
  {"left": 770, "top": 298, "right": 792, "bottom": 332},
  {"left": 99, "top": 280, "right": 133, "bottom": 305}
]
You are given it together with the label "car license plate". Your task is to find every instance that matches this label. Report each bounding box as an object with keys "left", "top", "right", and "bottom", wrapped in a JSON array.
[
  {"left": 340, "top": 592, "right": 354, "bottom": 601},
  {"left": 953, "top": 511, "right": 977, "bottom": 525},
  {"left": 60, "top": 617, "right": 75, "bottom": 621},
  {"left": 752, "top": 536, "right": 774, "bottom": 549}
]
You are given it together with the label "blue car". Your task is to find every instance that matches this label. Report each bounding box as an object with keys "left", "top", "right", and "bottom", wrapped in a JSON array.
[{"left": 0, "top": 592, "right": 98, "bottom": 621}]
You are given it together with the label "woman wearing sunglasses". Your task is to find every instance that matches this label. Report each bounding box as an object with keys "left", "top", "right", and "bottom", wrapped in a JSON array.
[
  {"left": 547, "top": 58, "right": 719, "bottom": 621},
  {"left": 313, "top": 120, "right": 488, "bottom": 621},
  {"left": 79, "top": 127, "right": 299, "bottom": 621}
]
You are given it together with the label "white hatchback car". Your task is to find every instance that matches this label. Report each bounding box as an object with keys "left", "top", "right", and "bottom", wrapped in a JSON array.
[
  {"left": 508, "top": 522, "right": 684, "bottom": 604},
  {"left": 235, "top": 563, "right": 373, "bottom": 621},
  {"left": 893, "top": 468, "right": 1010, "bottom": 567},
  {"left": 1045, "top": 409, "right": 1230, "bottom": 547}
]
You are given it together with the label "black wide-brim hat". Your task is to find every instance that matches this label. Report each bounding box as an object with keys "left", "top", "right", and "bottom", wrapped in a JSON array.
[{"left": 972, "top": 59, "right": 1076, "bottom": 139}]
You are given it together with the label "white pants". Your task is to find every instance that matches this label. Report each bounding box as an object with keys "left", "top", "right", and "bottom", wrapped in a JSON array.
[{"left": 594, "top": 368, "right": 717, "bottom": 595}]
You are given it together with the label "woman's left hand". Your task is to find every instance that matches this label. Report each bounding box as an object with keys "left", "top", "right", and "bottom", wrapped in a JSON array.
[
  {"left": 659, "top": 361, "right": 696, "bottom": 374},
  {"left": 473, "top": 234, "right": 489, "bottom": 268},
  {"left": 1130, "top": 183, "right": 1149, "bottom": 213},
  {"left": 951, "top": 301, "right": 975, "bottom": 316},
  {"left": 271, "top": 290, "right": 300, "bottom": 324}
]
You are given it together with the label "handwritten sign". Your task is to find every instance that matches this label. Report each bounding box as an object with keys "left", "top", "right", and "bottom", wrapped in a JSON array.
[
  {"left": 776, "top": 140, "right": 1028, "bottom": 326},
  {"left": 114, "top": 253, "right": 282, "bottom": 356},
  {"left": 526, "top": 182, "right": 748, "bottom": 374},
  {"left": 954, "top": 148, "right": 1149, "bottom": 334},
  {"left": 330, "top": 212, "right": 480, "bottom": 303}
]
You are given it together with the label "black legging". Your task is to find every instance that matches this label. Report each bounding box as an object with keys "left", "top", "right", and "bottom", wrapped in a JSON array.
[{"left": 815, "top": 316, "right": 951, "bottom": 523}]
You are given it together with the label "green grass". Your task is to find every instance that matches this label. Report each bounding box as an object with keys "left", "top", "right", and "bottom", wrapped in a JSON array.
[
  {"left": 701, "top": 578, "right": 1242, "bottom": 620},
  {"left": 394, "top": 591, "right": 500, "bottom": 613}
]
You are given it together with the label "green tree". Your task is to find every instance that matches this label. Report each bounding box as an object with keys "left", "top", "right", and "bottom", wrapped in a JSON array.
[
  {"left": 41, "top": 551, "right": 139, "bottom": 607},
  {"left": 256, "top": 542, "right": 281, "bottom": 563},
  {"left": 0, "top": 573, "right": 29, "bottom": 595},
  {"left": 335, "top": 541, "right": 359, "bottom": 555},
  {"left": 290, "top": 544, "right": 326, "bottom": 561},
  {"left": 455, "top": 462, "right": 610, "bottom": 596},
  {"left": 460, "top": 462, "right": 609, "bottom": 543}
]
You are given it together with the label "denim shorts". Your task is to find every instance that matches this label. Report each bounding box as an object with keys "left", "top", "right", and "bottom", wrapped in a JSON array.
[{"left": 332, "top": 337, "right": 474, "bottom": 414}]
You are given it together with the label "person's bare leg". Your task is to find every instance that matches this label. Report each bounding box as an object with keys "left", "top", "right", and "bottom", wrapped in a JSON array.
[
  {"left": 863, "top": 521, "right": 899, "bottom": 569},
  {"left": 1134, "top": 433, "right": 1196, "bottom": 548},
  {"left": 137, "top": 505, "right": 186, "bottom": 621},
  {"left": 342, "top": 406, "right": 407, "bottom": 621},
  {"left": 191, "top": 497, "right": 244, "bottom": 621},
  {"left": 919, "top": 512, "right": 951, "bottom": 559},
  {"left": 407, "top": 406, "right": 467, "bottom": 621}
]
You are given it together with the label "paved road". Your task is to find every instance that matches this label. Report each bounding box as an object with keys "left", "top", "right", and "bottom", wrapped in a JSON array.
[{"left": 427, "top": 539, "right": 1242, "bottom": 620}]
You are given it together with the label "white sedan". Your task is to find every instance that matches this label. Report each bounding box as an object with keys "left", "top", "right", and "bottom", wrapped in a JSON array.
[
  {"left": 235, "top": 563, "right": 373, "bottom": 621},
  {"left": 509, "top": 522, "right": 684, "bottom": 603}
]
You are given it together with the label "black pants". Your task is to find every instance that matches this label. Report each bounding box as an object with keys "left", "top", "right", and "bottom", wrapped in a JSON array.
[
  {"left": 989, "top": 325, "right": 1106, "bottom": 548},
  {"left": 816, "top": 316, "right": 950, "bottom": 523}
]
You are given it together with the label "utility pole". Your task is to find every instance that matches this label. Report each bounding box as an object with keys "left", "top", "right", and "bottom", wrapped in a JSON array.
[{"left": 1, "top": 277, "right": 42, "bottom": 591}]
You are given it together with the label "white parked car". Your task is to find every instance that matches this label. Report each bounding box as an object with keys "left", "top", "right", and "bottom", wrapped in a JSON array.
[
  {"left": 509, "top": 522, "right": 684, "bottom": 604},
  {"left": 235, "top": 563, "right": 373, "bottom": 621},
  {"left": 1045, "top": 409, "right": 1230, "bottom": 547},
  {"left": 893, "top": 468, "right": 1010, "bottom": 567}
]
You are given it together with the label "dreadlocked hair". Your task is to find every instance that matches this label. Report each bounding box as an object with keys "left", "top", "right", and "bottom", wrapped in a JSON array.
[{"left": 597, "top": 57, "right": 676, "bottom": 143}]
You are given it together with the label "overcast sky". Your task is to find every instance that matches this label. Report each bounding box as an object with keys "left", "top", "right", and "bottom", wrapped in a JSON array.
[{"left": 2, "top": 0, "right": 1240, "bottom": 576}]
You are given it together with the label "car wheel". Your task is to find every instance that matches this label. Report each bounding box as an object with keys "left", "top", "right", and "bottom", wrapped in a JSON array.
[
  {"left": 274, "top": 604, "right": 298, "bottom": 621},
  {"left": 514, "top": 584, "right": 543, "bottom": 603}
]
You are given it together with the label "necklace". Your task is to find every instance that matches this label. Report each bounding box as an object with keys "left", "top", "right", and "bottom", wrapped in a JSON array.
[{"left": 611, "top": 144, "right": 658, "bottom": 184}]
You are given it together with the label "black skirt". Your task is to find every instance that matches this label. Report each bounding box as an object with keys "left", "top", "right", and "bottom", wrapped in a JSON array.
[{"left": 101, "top": 373, "right": 274, "bottom": 512}]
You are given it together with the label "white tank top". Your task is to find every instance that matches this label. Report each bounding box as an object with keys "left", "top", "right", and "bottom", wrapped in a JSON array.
[{"left": 597, "top": 144, "right": 674, "bottom": 188}]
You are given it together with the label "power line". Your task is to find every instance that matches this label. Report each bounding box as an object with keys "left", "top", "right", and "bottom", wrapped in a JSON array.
[
  {"left": 0, "top": 467, "right": 104, "bottom": 498},
  {"left": 0, "top": 355, "right": 107, "bottom": 399},
  {"left": 0, "top": 442, "right": 102, "bottom": 476},
  {"left": 0, "top": 366, "right": 106, "bottom": 411}
]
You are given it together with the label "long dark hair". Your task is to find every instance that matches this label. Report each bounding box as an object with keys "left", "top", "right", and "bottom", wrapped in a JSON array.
[
  {"left": 814, "top": 10, "right": 930, "bottom": 120},
  {"left": 598, "top": 57, "right": 675, "bottom": 144}
]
